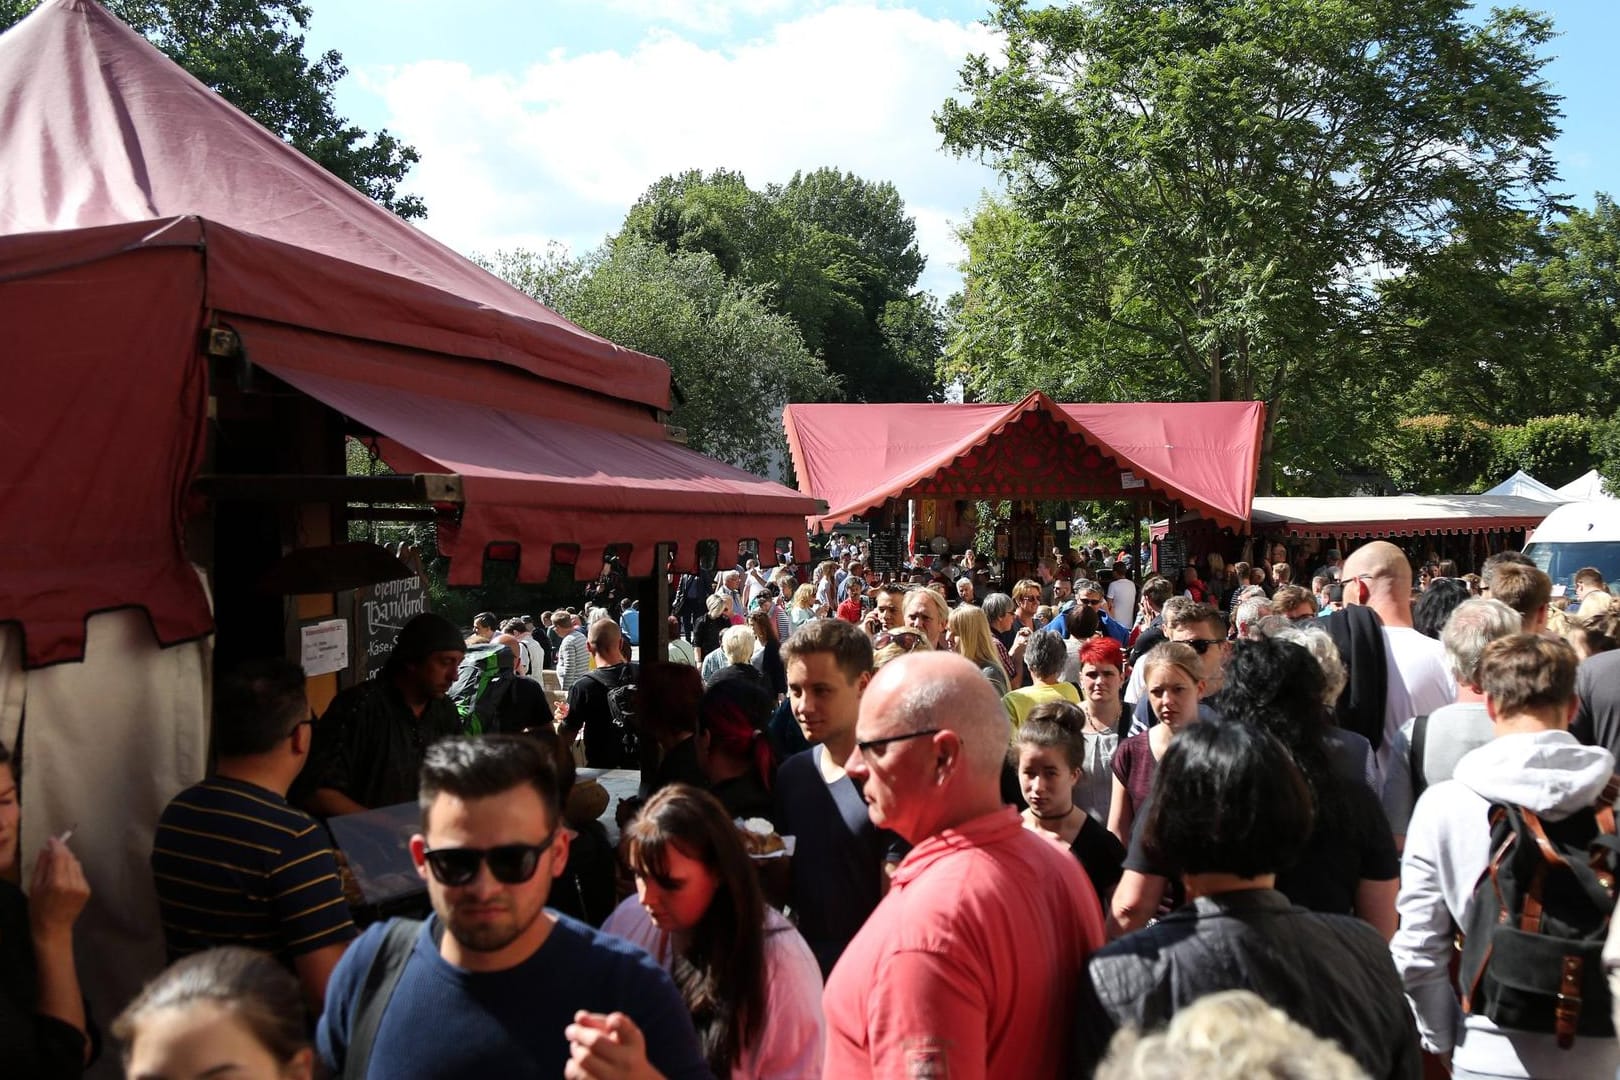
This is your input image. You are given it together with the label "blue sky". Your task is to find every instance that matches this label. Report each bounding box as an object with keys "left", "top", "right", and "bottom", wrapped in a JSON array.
[{"left": 302, "top": 0, "right": 1619, "bottom": 301}]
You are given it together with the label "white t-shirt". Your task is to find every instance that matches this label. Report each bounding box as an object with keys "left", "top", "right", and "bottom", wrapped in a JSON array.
[
  {"left": 1106, "top": 578, "right": 1136, "bottom": 627},
  {"left": 1376, "top": 625, "right": 1456, "bottom": 781}
]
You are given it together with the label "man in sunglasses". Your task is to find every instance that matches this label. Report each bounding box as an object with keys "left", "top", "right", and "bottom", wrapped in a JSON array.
[
  {"left": 318, "top": 736, "right": 708, "bottom": 1079},
  {"left": 825, "top": 652, "right": 1106, "bottom": 1077}
]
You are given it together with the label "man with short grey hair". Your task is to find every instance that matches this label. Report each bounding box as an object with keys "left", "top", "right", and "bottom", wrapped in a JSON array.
[
  {"left": 1380, "top": 598, "right": 1521, "bottom": 845},
  {"left": 824, "top": 653, "right": 1104, "bottom": 1077}
]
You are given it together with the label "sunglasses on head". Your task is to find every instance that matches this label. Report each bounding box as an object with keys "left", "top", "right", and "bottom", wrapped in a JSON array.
[
  {"left": 422, "top": 832, "right": 559, "bottom": 886},
  {"left": 873, "top": 630, "right": 927, "bottom": 652},
  {"left": 1181, "top": 638, "right": 1224, "bottom": 654}
]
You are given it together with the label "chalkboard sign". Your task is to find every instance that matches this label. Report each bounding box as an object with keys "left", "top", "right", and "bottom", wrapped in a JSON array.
[
  {"left": 353, "top": 570, "right": 431, "bottom": 680},
  {"left": 1156, "top": 534, "right": 1188, "bottom": 582},
  {"left": 868, "top": 530, "right": 903, "bottom": 576}
]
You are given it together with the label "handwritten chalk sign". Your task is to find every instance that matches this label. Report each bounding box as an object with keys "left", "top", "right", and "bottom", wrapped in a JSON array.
[{"left": 353, "top": 573, "right": 431, "bottom": 680}]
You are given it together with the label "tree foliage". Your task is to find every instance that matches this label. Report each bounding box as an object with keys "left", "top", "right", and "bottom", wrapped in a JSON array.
[
  {"left": 937, "top": 0, "right": 1563, "bottom": 492},
  {"left": 620, "top": 167, "right": 942, "bottom": 403},
  {"left": 1, "top": 0, "right": 423, "bottom": 217},
  {"left": 481, "top": 240, "right": 836, "bottom": 477}
]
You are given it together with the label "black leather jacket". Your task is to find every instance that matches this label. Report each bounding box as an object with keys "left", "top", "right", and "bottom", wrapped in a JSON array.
[{"left": 1077, "top": 889, "right": 1420, "bottom": 1079}]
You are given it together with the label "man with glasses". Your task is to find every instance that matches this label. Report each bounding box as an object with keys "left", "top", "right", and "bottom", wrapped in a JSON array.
[
  {"left": 825, "top": 652, "right": 1106, "bottom": 1076},
  {"left": 318, "top": 735, "right": 707, "bottom": 1079},
  {"left": 152, "top": 659, "right": 356, "bottom": 1009},
  {"left": 1069, "top": 579, "right": 1130, "bottom": 644}
]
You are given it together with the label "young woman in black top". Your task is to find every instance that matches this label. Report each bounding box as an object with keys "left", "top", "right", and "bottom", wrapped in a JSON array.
[{"left": 1016, "top": 701, "right": 1125, "bottom": 905}]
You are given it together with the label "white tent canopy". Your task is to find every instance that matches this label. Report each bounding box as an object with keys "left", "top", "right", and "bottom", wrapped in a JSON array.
[
  {"left": 1555, "top": 469, "right": 1615, "bottom": 502},
  {"left": 1483, "top": 469, "right": 1563, "bottom": 502}
]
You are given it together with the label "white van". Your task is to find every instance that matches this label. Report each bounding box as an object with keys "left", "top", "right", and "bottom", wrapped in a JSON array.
[{"left": 1523, "top": 499, "right": 1620, "bottom": 593}]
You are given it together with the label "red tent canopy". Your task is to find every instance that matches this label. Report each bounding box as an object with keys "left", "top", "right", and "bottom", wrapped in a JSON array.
[
  {"left": 784, "top": 392, "right": 1264, "bottom": 532},
  {"left": 0, "top": 0, "right": 816, "bottom": 667}
]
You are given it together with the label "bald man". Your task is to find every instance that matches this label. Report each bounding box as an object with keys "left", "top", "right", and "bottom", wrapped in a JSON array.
[
  {"left": 1340, "top": 541, "right": 1456, "bottom": 780},
  {"left": 823, "top": 652, "right": 1106, "bottom": 1078}
]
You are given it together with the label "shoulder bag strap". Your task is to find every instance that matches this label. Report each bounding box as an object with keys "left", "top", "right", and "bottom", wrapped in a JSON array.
[
  {"left": 1409, "top": 715, "right": 1430, "bottom": 800},
  {"left": 344, "top": 919, "right": 422, "bottom": 1080}
]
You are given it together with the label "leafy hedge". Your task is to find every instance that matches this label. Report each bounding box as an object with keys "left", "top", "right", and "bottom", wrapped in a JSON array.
[{"left": 1378, "top": 414, "right": 1609, "bottom": 493}]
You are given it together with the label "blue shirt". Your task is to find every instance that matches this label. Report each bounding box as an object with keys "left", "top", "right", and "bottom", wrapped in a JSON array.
[
  {"left": 318, "top": 914, "right": 709, "bottom": 1080},
  {"left": 619, "top": 610, "right": 640, "bottom": 645}
]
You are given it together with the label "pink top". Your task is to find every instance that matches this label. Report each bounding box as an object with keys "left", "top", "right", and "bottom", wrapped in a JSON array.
[
  {"left": 822, "top": 806, "right": 1106, "bottom": 1079},
  {"left": 601, "top": 898, "right": 825, "bottom": 1080}
]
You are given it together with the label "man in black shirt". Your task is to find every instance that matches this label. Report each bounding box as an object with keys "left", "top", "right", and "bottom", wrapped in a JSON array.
[
  {"left": 297, "top": 613, "right": 465, "bottom": 816},
  {"left": 561, "top": 619, "right": 638, "bottom": 768}
]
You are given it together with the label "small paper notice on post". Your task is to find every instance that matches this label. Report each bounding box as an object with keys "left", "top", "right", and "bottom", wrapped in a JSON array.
[{"left": 301, "top": 619, "right": 350, "bottom": 676}]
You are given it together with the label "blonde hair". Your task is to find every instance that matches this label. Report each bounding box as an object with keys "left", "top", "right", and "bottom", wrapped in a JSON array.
[
  {"left": 1012, "top": 578, "right": 1043, "bottom": 602},
  {"left": 1094, "top": 990, "right": 1364, "bottom": 1080},
  {"left": 948, "top": 604, "right": 1001, "bottom": 672},
  {"left": 790, "top": 583, "right": 816, "bottom": 610},
  {"left": 1140, "top": 641, "right": 1203, "bottom": 687},
  {"left": 720, "top": 624, "right": 756, "bottom": 664}
]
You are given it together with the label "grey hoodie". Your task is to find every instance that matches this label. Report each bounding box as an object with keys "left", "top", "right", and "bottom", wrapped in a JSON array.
[{"left": 1392, "top": 729, "right": 1620, "bottom": 1078}]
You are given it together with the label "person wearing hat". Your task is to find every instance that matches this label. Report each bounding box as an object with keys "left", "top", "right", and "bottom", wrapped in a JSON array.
[{"left": 296, "top": 613, "right": 466, "bottom": 817}]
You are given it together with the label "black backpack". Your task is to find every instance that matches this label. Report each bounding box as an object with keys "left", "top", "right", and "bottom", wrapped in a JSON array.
[
  {"left": 1458, "top": 775, "right": 1620, "bottom": 1048},
  {"left": 587, "top": 665, "right": 639, "bottom": 764}
]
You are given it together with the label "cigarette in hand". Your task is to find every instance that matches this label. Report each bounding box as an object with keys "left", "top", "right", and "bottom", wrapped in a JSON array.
[{"left": 57, "top": 824, "right": 77, "bottom": 844}]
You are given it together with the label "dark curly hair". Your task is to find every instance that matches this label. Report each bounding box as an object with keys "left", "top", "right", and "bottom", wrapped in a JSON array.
[
  {"left": 1212, "top": 636, "right": 1353, "bottom": 844},
  {"left": 1414, "top": 577, "right": 1471, "bottom": 640}
]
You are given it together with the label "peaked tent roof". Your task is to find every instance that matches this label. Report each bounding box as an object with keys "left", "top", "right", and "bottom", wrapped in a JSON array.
[
  {"left": 1483, "top": 469, "right": 1563, "bottom": 502},
  {"left": 783, "top": 393, "right": 1265, "bottom": 532},
  {"left": 0, "top": 0, "right": 818, "bottom": 667},
  {"left": 1556, "top": 469, "right": 1616, "bottom": 502},
  {"left": 0, "top": 0, "right": 668, "bottom": 410}
]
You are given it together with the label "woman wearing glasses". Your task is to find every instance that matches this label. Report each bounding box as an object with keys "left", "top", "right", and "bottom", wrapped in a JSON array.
[{"left": 604, "top": 785, "right": 824, "bottom": 1079}]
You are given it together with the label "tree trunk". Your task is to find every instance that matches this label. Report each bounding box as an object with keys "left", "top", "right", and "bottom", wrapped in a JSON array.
[{"left": 1256, "top": 404, "right": 1278, "bottom": 496}]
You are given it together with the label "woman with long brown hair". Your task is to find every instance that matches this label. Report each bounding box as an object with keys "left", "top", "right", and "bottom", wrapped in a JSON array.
[{"left": 603, "top": 785, "right": 823, "bottom": 1079}]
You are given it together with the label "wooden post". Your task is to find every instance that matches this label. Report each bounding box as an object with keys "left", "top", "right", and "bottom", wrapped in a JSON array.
[{"left": 635, "top": 543, "right": 673, "bottom": 793}]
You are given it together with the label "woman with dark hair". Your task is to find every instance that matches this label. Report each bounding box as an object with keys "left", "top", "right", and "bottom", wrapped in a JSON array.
[
  {"left": 748, "top": 609, "right": 786, "bottom": 699},
  {"left": 1413, "top": 576, "right": 1470, "bottom": 639},
  {"left": 1017, "top": 701, "right": 1125, "bottom": 903},
  {"left": 1212, "top": 637, "right": 1400, "bottom": 936},
  {"left": 640, "top": 662, "right": 709, "bottom": 795},
  {"left": 0, "top": 742, "right": 95, "bottom": 1079},
  {"left": 697, "top": 680, "right": 778, "bottom": 825},
  {"left": 604, "top": 785, "right": 823, "bottom": 1079},
  {"left": 115, "top": 947, "right": 311, "bottom": 1080},
  {"left": 1077, "top": 721, "right": 1420, "bottom": 1080}
]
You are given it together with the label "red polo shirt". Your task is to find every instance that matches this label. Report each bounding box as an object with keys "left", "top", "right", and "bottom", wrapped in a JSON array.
[{"left": 822, "top": 806, "right": 1106, "bottom": 1079}]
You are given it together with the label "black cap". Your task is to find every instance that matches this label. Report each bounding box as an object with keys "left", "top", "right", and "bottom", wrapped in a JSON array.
[{"left": 391, "top": 613, "right": 465, "bottom": 664}]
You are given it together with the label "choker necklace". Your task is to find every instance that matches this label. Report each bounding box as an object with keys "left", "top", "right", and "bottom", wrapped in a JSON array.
[{"left": 1032, "top": 806, "right": 1075, "bottom": 821}]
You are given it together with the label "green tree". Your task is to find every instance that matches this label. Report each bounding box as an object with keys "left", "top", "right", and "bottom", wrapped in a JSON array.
[
  {"left": 620, "top": 167, "right": 942, "bottom": 402},
  {"left": 937, "top": 0, "right": 1563, "bottom": 493},
  {"left": 1, "top": 0, "right": 423, "bottom": 217},
  {"left": 482, "top": 240, "right": 836, "bottom": 476}
]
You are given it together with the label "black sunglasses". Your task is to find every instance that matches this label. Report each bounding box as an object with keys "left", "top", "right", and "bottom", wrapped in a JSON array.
[
  {"left": 1181, "top": 638, "right": 1224, "bottom": 654},
  {"left": 422, "top": 833, "right": 559, "bottom": 886},
  {"left": 856, "top": 728, "right": 941, "bottom": 755},
  {"left": 873, "top": 630, "right": 928, "bottom": 652}
]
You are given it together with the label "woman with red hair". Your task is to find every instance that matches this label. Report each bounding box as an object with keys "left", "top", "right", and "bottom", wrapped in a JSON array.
[{"left": 1075, "top": 636, "right": 1127, "bottom": 821}]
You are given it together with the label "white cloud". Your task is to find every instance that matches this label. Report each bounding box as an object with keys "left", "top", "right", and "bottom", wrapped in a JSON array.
[{"left": 366, "top": 4, "right": 1002, "bottom": 299}]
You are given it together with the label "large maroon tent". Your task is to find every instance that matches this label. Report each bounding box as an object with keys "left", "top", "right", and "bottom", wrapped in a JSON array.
[
  {"left": 784, "top": 392, "right": 1265, "bottom": 532},
  {"left": 0, "top": 0, "right": 816, "bottom": 667}
]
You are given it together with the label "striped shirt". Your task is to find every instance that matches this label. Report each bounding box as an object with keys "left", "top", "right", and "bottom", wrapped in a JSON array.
[
  {"left": 556, "top": 629, "right": 590, "bottom": 691},
  {"left": 152, "top": 777, "right": 356, "bottom": 964}
]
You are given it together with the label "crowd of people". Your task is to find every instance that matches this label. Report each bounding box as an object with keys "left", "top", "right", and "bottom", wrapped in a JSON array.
[{"left": 7, "top": 536, "right": 1620, "bottom": 1078}]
